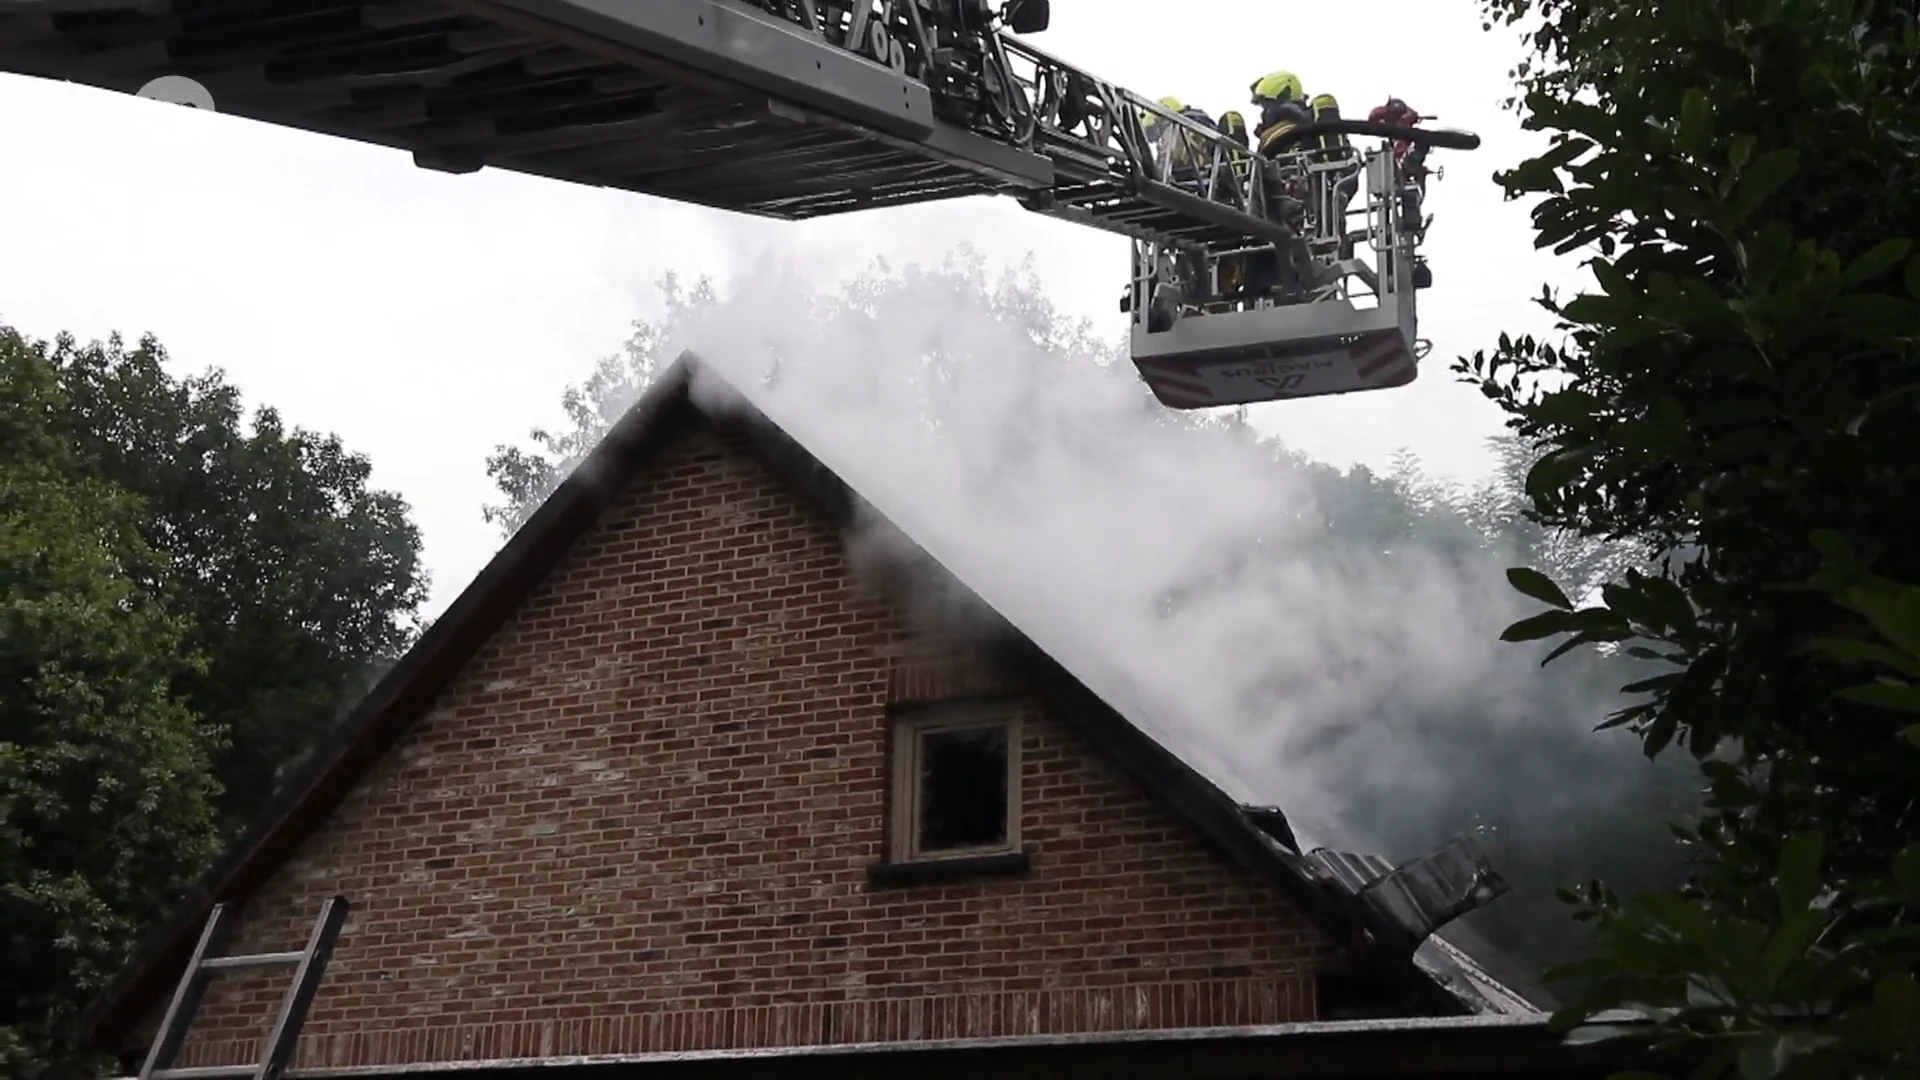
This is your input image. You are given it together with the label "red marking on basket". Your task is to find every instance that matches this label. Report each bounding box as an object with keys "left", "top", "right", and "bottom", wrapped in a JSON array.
[
  {"left": 1149, "top": 375, "right": 1214, "bottom": 406},
  {"left": 1354, "top": 336, "right": 1406, "bottom": 379},
  {"left": 1135, "top": 359, "right": 1213, "bottom": 402}
]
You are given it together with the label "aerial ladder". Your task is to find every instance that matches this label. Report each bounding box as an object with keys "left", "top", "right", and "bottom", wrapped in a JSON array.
[{"left": 0, "top": 0, "right": 1479, "bottom": 409}]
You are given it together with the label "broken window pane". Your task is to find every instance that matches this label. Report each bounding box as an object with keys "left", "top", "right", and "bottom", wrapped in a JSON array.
[{"left": 916, "top": 724, "right": 1009, "bottom": 853}]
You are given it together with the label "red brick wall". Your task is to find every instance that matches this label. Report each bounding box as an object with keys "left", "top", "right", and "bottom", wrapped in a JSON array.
[{"left": 146, "top": 425, "right": 1336, "bottom": 1072}]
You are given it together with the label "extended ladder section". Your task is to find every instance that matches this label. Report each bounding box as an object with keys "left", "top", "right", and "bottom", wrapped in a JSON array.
[
  {"left": 0, "top": 0, "right": 1477, "bottom": 410},
  {"left": 603, "top": 2, "right": 1484, "bottom": 411},
  {"left": 1004, "top": 40, "right": 1297, "bottom": 253},
  {"left": 0, "top": 0, "right": 1429, "bottom": 269},
  {"left": 134, "top": 896, "right": 350, "bottom": 1080},
  {"left": 732, "top": 1, "right": 1294, "bottom": 251}
]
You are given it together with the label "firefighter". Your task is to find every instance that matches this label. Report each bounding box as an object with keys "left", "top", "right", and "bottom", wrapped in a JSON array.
[
  {"left": 1140, "top": 95, "right": 1216, "bottom": 191},
  {"left": 1247, "top": 71, "right": 1312, "bottom": 155},
  {"left": 1211, "top": 108, "right": 1254, "bottom": 202},
  {"left": 1138, "top": 96, "right": 1221, "bottom": 320},
  {"left": 1307, "top": 92, "right": 1352, "bottom": 158},
  {"left": 1214, "top": 110, "right": 1253, "bottom": 306},
  {"left": 1217, "top": 109, "right": 1249, "bottom": 148},
  {"left": 1243, "top": 72, "right": 1321, "bottom": 302}
]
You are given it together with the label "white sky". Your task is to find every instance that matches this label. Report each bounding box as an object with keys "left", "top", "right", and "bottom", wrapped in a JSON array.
[{"left": 0, "top": 0, "right": 1580, "bottom": 618}]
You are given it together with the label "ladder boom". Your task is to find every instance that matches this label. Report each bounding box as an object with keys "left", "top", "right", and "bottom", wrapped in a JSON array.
[
  {"left": 0, "top": 0, "right": 1309, "bottom": 245},
  {"left": 726, "top": 1, "right": 1298, "bottom": 251},
  {"left": 0, "top": 0, "right": 1482, "bottom": 411}
]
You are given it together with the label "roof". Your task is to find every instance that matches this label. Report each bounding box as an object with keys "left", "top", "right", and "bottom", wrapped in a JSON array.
[{"left": 80, "top": 355, "right": 1551, "bottom": 1054}]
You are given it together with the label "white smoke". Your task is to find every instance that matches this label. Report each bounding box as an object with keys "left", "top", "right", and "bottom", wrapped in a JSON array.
[{"left": 655, "top": 244, "right": 1563, "bottom": 853}]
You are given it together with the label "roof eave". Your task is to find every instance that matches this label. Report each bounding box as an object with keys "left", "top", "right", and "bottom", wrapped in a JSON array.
[{"left": 140, "top": 1013, "right": 1692, "bottom": 1080}]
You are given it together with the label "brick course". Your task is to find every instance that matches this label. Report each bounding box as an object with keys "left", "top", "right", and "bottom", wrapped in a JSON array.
[{"left": 147, "top": 425, "right": 1336, "bottom": 1071}]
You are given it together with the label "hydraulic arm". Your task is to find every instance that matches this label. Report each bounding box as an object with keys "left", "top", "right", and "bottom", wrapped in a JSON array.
[{"left": 0, "top": 0, "right": 1479, "bottom": 409}]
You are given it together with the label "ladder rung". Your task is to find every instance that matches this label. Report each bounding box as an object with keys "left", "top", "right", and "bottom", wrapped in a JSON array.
[
  {"left": 137, "top": 896, "right": 351, "bottom": 1080},
  {"left": 200, "top": 951, "right": 305, "bottom": 971}
]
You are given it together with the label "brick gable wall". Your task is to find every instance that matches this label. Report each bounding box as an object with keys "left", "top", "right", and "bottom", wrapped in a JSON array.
[{"left": 143, "top": 424, "right": 1336, "bottom": 1073}]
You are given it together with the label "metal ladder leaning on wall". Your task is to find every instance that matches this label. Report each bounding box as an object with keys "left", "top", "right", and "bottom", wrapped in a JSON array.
[{"left": 136, "top": 895, "right": 350, "bottom": 1080}]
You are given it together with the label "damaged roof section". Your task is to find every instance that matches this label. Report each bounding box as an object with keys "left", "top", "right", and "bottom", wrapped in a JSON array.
[
  {"left": 1239, "top": 807, "right": 1541, "bottom": 1015},
  {"left": 79, "top": 353, "right": 1549, "bottom": 1054},
  {"left": 1285, "top": 844, "right": 1547, "bottom": 1016},
  {"left": 1308, "top": 841, "right": 1510, "bottom": 966}
]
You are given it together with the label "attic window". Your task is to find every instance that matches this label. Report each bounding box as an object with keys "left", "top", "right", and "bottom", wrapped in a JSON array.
[{"left": 889, "top": 707, "right": 1022, "bottom": 863}]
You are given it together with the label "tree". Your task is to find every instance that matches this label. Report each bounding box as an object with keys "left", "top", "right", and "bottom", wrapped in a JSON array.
[
  {"left": 1, "top": 331, "right": 222, "bottom": 1078},
  {"left": 1371, "top": 442, "right": 1695, "bottom": 972},
  {"left": 38, "top": 331, "right": 430, "bottom": 828},
  {"left": 1455, "top": 435, "right": 1650, "bottom": 605},
  {"left": 487, "top": 251, "right": 1700, "bottom": 978},
  {"left": 1464, "top": 0, "right": 1920, "bottom": 1073},
  {"left": 483, "top": 272, "right": 717, "bottom": 537},
  {"left": 484, "top": 251, "right": 1130, "bottom": 536}
]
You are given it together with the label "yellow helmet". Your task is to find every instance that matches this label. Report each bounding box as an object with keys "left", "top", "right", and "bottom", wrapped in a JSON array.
[
  {"left": 1249, "top": 70, "right": 1303, "bottom": 105},
  {"left": 1141, "top": 95, "right": 1183, "bottom": 128},
  {"left": 1219, "top": 109, "right": 1246, "bottom": 132}
]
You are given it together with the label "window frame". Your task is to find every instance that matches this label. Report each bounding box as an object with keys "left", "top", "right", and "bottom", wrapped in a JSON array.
[{"left": 887, "top": 705, "right": 1023, "bottom": 864}]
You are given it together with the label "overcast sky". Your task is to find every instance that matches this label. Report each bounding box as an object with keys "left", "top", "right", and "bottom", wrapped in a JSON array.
[{"left": 0, "top": 0, "right": 1580, "bottom": 617}]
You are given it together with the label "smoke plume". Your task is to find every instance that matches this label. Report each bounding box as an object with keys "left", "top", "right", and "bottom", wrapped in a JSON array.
[{"left": 616, "top": 246, "right": 1688, "bottom": 967}]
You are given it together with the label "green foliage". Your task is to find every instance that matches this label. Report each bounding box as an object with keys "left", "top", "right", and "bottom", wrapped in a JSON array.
[
  {"left": 1466, "top": 0, "right": 1920, "bottom": 1074},
  {"left": 38, "top": 330, "right": 429, "bottom": 827},
  {"left": 2, "top": 322, "right": 426, "bottom": 1073},
  {"left": 483, "top": 272, "right": 717, "bottom": 536},
  {"left": 1325, "top": 448, "right": 1697, "bottom": 975},
  {"left": 1, "top": 332, "right": 222, "bottom": 1075},
  {"left": 482, "top": 251, "right": 1122, "bottom": 536}
]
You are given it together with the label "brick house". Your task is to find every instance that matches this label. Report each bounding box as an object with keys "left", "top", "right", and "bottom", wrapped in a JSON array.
[{"left": 78, "top": 356, "right": 1685, "bottom": 1080}]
